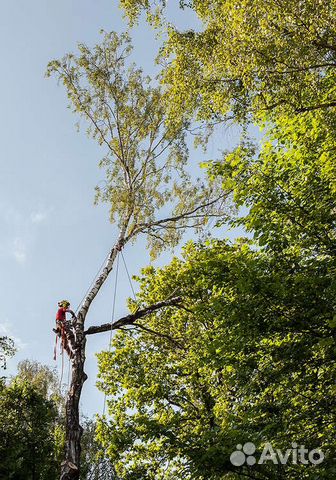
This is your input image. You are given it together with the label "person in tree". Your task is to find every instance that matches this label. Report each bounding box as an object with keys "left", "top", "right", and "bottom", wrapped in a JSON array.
[{"left": 53, "top": 300, "right": 76, "bottom": 359}]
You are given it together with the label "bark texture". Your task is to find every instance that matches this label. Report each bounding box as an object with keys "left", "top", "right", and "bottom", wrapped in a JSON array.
[
  {"left": 59, "top": 227, "right": 181, "bottom": 479},
  {"left": 60, "top": 231, "right": 127, "bottom": 480},
  {"left": 60, "top": 320, "right": 86, "bottom": 480}
]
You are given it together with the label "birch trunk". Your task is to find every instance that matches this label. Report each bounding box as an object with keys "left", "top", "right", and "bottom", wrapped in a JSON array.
[
  {"left": 60, "top": 323, "right": 86, "bottom": 480},
  {"left": 60, "top": 229, "right": 127, "bottom": 480}
]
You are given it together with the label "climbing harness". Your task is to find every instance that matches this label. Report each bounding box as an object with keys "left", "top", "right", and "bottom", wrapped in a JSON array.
[
  {"left": 53, "top": 319, "right": 74, "bottom": 388},
  {"left": 54, "top": 300, "right": 77, "bottom": 390}
]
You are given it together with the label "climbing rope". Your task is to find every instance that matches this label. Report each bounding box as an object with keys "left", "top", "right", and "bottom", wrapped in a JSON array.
[
  {"left": 121, "top": 250, "right": 137, "bottom": 301},
  {"left": 101, "top": 248, "right": 141, "bottom": 417},
  {"left": 56, "top": 240, "right": 122, "bottom": 395},
  {"left": 102, "top": 253, "right": 120, "bottom": 416},
  {"left": 67, "top": 356, "right": 71, "bottom": 389},
  {"left": 56, "top": 242, "right": 139, "bottom": 412},
  {"left": 60, "top": 342, "right": 64, "bottom": 388}
]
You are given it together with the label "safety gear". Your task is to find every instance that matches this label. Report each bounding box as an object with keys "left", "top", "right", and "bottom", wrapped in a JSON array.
[
  {"left": 54, "top": 321, "right": 74, "bottom": 360},
  {"left": 58, "top": 300, "right": 70, "bottom": 308}
]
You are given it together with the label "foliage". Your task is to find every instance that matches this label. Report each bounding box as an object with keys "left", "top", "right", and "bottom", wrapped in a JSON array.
[
  {"left": 0, "top": 359, "right": 116, "bottom": 479},
  {"left": 47, "top": 31, "right": 228, "bottom": 258},
  {"left": 46, "top": 4, "right": 336, "bottom": 480},
  {"left": 0, "top": 380, "right": 59, "bottom": 479},
  {"left": 96, "top": 239, "right": 336, "bottom": 479},
  {"left": 119, "top": 0, "right": 336, "bottom": 126},
  {"left": 16, "top": 359, "right": 64, "bottom": 407},
  {"left": 207, "top": 109, "right": 336, "bottom": 257},
  {"left": 0, "top": 335, "right": 15, "bottom": 373},
  {"left": 80, "top": 418, "right": 119, "bottom": 480},
  {"left": 91, "top": 21, "right": 336, "bottom": 479}
]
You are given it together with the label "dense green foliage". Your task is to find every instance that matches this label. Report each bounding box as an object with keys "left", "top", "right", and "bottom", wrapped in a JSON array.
[
  {"left": 0, "top": 360, "right": 113, "bottom": 480},
  {"left": 0, "top": 380, "right": 59, "bottom": 479},
  {"left": 97, "top": 238, "right": 336, "bottom": 479},
  {"left": 95, "top": 100, "right": 336, "bottom": 477},
  {"left": 119, "top": 0, "right": 336, "bottom": 125},
  {"left": 209, "top": 111, "right": 336, "bottom": 257},
  {"left": 16, "top": 360, "right": 64, "bottom": 406},
  {"left": 43, "top": 1, "right": 336, "bottom": 478},
  {"left": 91, "top": 4, "right": 336, "bottom": 479}
]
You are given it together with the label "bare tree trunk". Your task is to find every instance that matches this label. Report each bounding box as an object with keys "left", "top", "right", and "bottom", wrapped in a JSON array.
[
  {"left": 60, "top": 319, "right": 86, "bottom": 480},
  {"left": 60, "top": 229, "right": 128, "bottom": 480}
]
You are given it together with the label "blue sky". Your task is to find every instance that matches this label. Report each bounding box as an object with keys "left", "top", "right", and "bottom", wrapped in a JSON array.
[{"left": 0, "top": 0, "right": 251, "bottom": 416}]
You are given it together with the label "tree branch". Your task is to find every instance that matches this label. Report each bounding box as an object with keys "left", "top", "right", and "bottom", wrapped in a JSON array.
[
  {"left": 132, "top": 322, "right": 183, "bottom": 347},
  {"left": 128, "top": 191, "right": 231, "bottom": 240},
  {"left": 296, "top": 100, "right": 336, "bottom": 113},
  {"left": 84, "top": 297, "right": 182, "bottom": 335}
]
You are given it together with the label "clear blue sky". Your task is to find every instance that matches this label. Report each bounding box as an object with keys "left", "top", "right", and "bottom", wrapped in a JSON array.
[{"left": 0, "top": 0, "right": 252, "bottom": 416}]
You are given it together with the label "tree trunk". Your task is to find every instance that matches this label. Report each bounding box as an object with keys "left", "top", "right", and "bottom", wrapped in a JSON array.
[
  {"left": 59, "top": 228, "right": 128, "bottom": 480},
  {"left": 60, "top": 315, "right": 86, "bottom": 480}
]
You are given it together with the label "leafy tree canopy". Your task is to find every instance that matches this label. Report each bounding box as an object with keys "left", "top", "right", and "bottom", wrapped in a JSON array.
[
  {"left": 0, "top": 380, "right": 59, "bottom": 479},
  {"left": 207, "top": 109, "right": 336, "bottom": 257},
  {"left": 96, "top": 239, "right": 336, "bottom": 479},
  {"left": 46, "top": 5, "right": 336, "bottom": 479},
  {"left": 119, "top": 0, "right": 336, "bottom": 126},
  {"left": 16, "top": 360, "right": 63, "bottom": 405},
  {"left": 47, "top": 31, "right": 228, "bottom": 258}
]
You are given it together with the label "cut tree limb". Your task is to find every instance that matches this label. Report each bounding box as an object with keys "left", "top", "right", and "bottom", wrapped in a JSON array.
[{"left": 84, "top": 297, "right": 182, "bottom": 335}]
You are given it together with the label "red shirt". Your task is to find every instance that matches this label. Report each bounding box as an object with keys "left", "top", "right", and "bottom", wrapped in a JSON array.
[{"left": 56, "top": 307, "right": 67, "bottom": 322}]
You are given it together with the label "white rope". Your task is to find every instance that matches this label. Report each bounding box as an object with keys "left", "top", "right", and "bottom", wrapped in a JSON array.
[{"left": 102, "top": 253, "right": 120, "bottom": 416}]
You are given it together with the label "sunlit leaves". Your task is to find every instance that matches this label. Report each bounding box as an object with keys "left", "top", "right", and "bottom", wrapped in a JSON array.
[
  {"left": 0, "top": 381, "right": 59, "bottom": 479},
  {"left": 47, "top": 31, "right": 229, "bottom": 258},
  {"left": 120, "top": 0, "right": 336, "bottom": 128},
  {"left": 96, "top": 240, "right": 336, "bottom": 479},
  {"left": 211, "top": 110, "right": 336, "bottom": 256}
]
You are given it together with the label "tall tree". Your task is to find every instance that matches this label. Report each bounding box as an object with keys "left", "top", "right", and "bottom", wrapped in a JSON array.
[
  {"left": 104, "top": 3, "right": 336, "bottom": 479},
  {"left": 47, "top": 31, "right": 228, "bottom": 479},
  {"left": 0, "top": 380, "right": 59, "bottom": 479},
  {"left": 96, "top": 239, "right": 336, "bottom": 480}
]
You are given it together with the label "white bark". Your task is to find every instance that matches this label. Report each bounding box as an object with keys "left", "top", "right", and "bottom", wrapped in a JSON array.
[{"left": 61, "top": 224, "right": 129, "bottom": 480}]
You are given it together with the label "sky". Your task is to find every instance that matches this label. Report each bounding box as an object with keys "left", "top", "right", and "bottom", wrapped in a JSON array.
[{"left": 0, "top": 0, "right": 252, "bottom": 416}]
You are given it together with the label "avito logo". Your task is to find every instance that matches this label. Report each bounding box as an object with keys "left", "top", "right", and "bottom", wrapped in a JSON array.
[{"left": 230, "top": 442, "right": 324, "bottom": 466}]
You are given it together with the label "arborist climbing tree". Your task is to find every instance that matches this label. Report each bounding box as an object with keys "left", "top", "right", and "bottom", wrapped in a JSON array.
[
  {"left": 54, "top": 300, "right": 76, "bottom": 360},
  {"left": 47, "top": 31, "right": 231, "bottom": 480}
]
